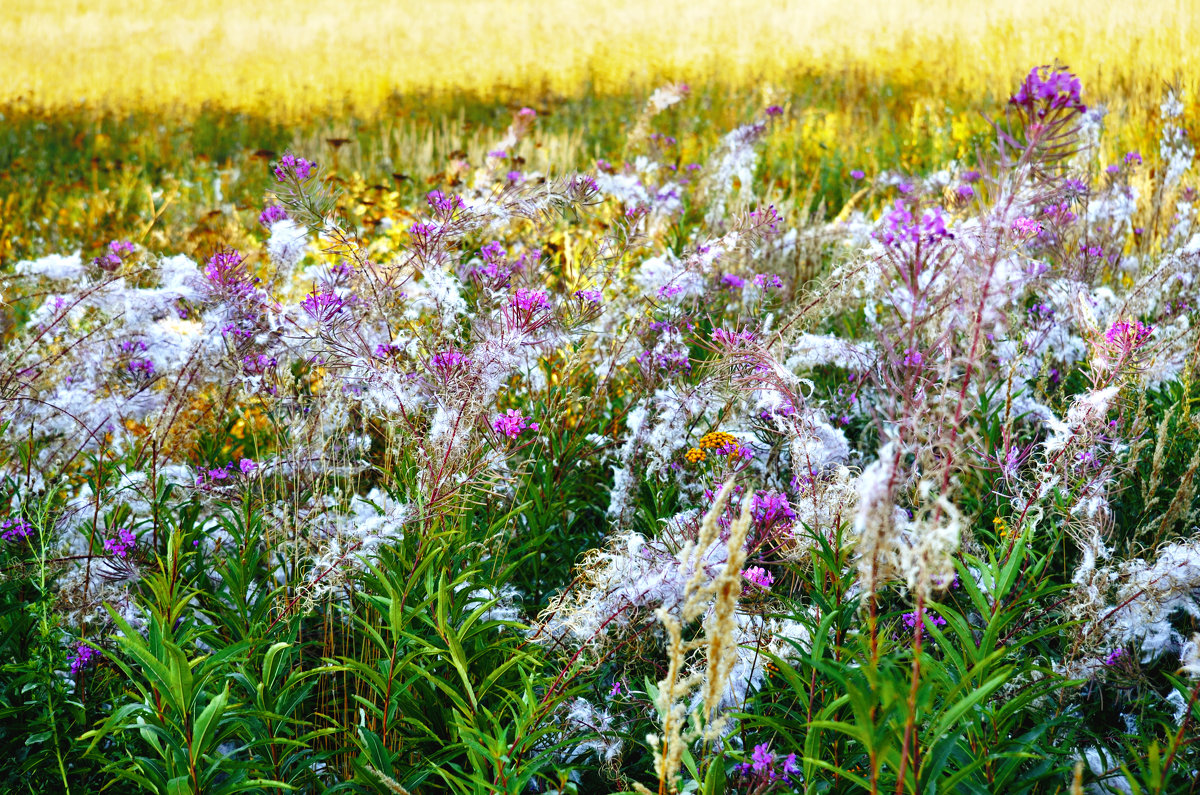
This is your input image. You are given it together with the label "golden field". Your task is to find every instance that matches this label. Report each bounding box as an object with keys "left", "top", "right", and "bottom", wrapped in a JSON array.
[{"left": 3, "top": 0, "right": 1198, "bottom": 116}]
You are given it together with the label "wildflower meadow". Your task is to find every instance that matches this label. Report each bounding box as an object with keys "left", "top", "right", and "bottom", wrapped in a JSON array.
[{"left": 2, "top": 3, "right": 1200, "bottom": 794}]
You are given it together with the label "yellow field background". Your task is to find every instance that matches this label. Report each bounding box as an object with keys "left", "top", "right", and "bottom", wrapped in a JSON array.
[{"left": 4, "top": 0, "right": 1197, "bottom": 116}]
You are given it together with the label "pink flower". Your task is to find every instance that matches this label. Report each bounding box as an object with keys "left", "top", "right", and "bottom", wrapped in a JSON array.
[
  {"left": 1104, "top": 319, "right": 1153, "bottom": 348},
  {"left": 743, "top": 566, "right": 775, "bottom": 590},
  {"left": 493, "top": 409, "right": 539, "bottom": 438},
  {"left": 1011, "top": 216, "right": 1042, "bottom": 239}
]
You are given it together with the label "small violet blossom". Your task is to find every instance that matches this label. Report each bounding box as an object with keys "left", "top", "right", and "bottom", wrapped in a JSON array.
[
  {"left": 735, "top": 743, "right": 799, "bottom": 784},
  {"left": 274, "top": 152, "right": 315, "bottom": 182},
  {"left": 103, "top": 527, "right": 136, "bottom": 559},
  {"left": 901, "top": 611, "right": 948, "bottom": 632},
  {"left": 68, "top": 642, "right": 99, "bottom": 675}
]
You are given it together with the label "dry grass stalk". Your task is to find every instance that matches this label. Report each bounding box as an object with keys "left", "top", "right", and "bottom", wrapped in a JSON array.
[{"left": 647, "top": 478, "right": 752, "bottom": 794}]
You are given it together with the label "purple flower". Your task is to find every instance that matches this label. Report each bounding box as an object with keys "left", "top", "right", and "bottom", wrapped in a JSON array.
[
  {"left": 752, "top": 491, "right": 796, "bottom": 527},
  {"left": 765, "top": 104, "right": 783, "bottom": 117},
  {"left": 609, "top": 681, "right": 622, "bottom": 696},
  {"left": 196, "top": 462, "right": 236, "bottom": 487},
  {"left": 510, "top": 288, "right": 550, "bottom": 313},
  {"left": 67, "top": 642, "right": 99, "bottom": 675},
  {"left": 426, "top": 190, "right": 464, "bottom": 217},
  {"left": 753, "top": 273, "right": 783, "bottom": 290},
  {"left": 711, "top": 327, "right": 756, "bottom": 348},
  {"left": 956, "top": 184, "right": 975, "bottom": 200},
  {"left": 259, "top": 205, "right": 288, "bottom": 227},
  {"left": 850, "top": 169, "right": 865, "bottom": 180},
  {"left": 636, "top": 348, "right": 691, "bottom": 378},
  {"left": 901, "top": 611, "right": 947, "bottom": 632},
  {"left": 109, "top": 240, "right": 135, "bottom": 257},
  {"left": 1104, "top": 319, "right": 1153, "bottom": 349},
  {"left": 1, "top": 518, "right": 34, "bottom": 543},
  {"left": 751, "top": 743, "right": 774, "bottom": 774},
  {"left": 1011, "top": 216, "right": 1042, "bottom": 239},
  {"left": 103, "top": 527, "right": 136, "bottom": 559},
  {"left": 204, "top": 250, "right": 257, "bottom": 297},
  {"left": 1124, "top": 151, "right": 1142, "bottom": 166},
  {"left": 1009, "top": 65, "right": 1086, "bottom": 116},
  {"left": 721, "top": 273, "right": 746, "bottom": 289},
  {"left": 920, "top": 207, "right": 951, "bottom": 239},
  {"left": 743, "top": 566, "right": 775, "bottom": 590},
  {"left": 493, "top": 409, "right": 539, "bottom": 438},
  {"left": 481, "top": 241, "right": 506, "bottom": 263},
  {"left": 903, "top": 348, "right": 924, "bottom": 368},
  {"left": 1064, "top": 178, "right": 1089, "bottom": 198},
  {"left": 1103, "top": 648, "right": 1126, "bottom": 666},
  {"left": 93, "top": 252, "right": 122, "bottom": 271},
  {"left": 127, "top": 358, "right": 155, "bottom": 378},
  {"left": 238, "top": 458, "right": 257, "bottom": 475},
  {"left": 963, "top": 170, "right": 982, "bottom": 183},
  {"left": 574, "top": 289, "right": 602, "bottom": 307},
  {"left": 429, "top": 350, "right": 471, "bottom": 380},
  {"left": 301, "top": 290, "right": 353, "bottom": 323},
  {"left": 408, "top": 222, "right": 440, "bottom": 249},
  {"left": 1042, "top": 201, "right": 1077, "bottom": 225},
  {"left": 242, "top": 353, "right": 277, "bottom": 375},
  {"left": 274, "top": 152, "right": 315, "bottom": 182},
  {"left": 735, "top": 742, "right": 798, "bottom": 784}
]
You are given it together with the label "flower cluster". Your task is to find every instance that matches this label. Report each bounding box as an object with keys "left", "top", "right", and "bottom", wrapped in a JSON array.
[
  {"left": 103, "top": 527, "right": 136, "bottom": 558},
  {"left": 195, "top": 459, "right": 257, "bottom": 487},
  {"left": 259, "top": 204, "right": 288, "bottom": 227},
  {"left": 734, "top": 743, "right": 799, "bottom": 786},
  {"left": 67, "top": 642, "right": 100, "bottom": 675},
  {"left": 879, "top": 202, "right": 952, "bottom": 247},
  {"left": 743, "top": 566, "right": 775, "bottom": 590},
  {"left": 901, "top": 611, "right": 948, "bottom": 633},
  {"left": 1, "top": 518, "right": 34, "bottom": 543},
  {"left": 492, "top": 410, "right": 539, "bottom": 438},
  {"left": 1009, "top": 64, "right": 1086, "bottom": 116},
  {"left": 273, "top": 152, "right": 315, "bottom": 182}
]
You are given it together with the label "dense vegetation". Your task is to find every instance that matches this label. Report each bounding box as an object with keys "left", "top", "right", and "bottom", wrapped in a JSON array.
[{"left": 1, "top": 22, "right": 1199, "bottom": 795}]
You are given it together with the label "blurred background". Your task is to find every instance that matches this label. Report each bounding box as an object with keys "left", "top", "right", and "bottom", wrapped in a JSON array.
[{"left": 2, "top": 0, "right": 1196, "bottom": 265}]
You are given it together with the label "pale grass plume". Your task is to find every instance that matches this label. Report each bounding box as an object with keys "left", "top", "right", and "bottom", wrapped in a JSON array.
[{"left": 647, "top": 478, "right": 752, "bottom": 793}]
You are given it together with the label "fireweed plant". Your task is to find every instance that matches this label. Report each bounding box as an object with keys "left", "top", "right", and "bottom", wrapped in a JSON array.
[{"left": 0, "top": 67, "right": 1199, "bottom": 794}]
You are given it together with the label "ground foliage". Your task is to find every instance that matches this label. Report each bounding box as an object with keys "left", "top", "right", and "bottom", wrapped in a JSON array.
[{"left": 2, "top": 64, "right": 1200, "bottom": 795}]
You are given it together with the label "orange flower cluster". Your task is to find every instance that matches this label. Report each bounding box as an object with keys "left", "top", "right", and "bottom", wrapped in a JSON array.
[{"left": 698, "top": 431, "right": 738, "bottom": 450}]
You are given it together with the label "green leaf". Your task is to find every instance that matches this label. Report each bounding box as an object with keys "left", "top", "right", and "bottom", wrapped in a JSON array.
[{"left": 191, "top": 684, "right": 229, "bottom": 764}]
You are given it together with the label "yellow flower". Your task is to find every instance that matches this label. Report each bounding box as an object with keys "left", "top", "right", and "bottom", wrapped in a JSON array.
[
  {"left": 994, "top": 516, "right": 1010, "bottom": 539},
  {"left": 698, "top": 431, "right": 736, "bottom": 450}
]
